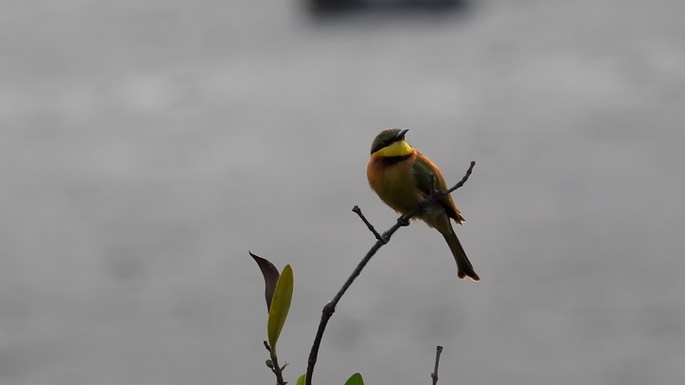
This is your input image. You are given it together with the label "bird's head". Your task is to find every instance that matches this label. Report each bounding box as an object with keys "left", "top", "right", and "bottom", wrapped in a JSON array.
[{"left": 370, "top": 128, "right": 413, "bottom": 157}]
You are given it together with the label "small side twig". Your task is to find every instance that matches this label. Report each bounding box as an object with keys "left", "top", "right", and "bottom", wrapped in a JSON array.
[
  {"left": 431, "top": 345, "right": 444, "bottom": 385},
  {"left": 352, "top": 205, "right": 385, "bottom": 242},
  {"left": 264, "top": 341, "right": 287, "bottom": 385},
  {"left": 305, "top": 161, "right": 476, "bottom": 385}
]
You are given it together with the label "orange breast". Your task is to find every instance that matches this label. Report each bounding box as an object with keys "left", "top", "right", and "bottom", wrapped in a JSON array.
[{"left": 367, "top": 153, "right": 423, "bottom": 214}]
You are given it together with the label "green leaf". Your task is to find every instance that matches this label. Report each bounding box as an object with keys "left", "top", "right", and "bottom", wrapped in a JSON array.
[
  {"left": 249, "top": 251, "right": 280, "bottom": 311},
  {"left": 344, "top": 372, "right": 364, "bottom": 385},
  {"left": 267, "top": 264, "right": 294, "bottom": 351},
  {"left": 295, "top": 374, "right": 306, "bottom": 385}
]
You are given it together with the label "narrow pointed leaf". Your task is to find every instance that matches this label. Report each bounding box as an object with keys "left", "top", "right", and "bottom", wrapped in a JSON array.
[
  {"left": 249, "top": 251, "right": 280, "bottom": 311},
  {"left": 295, "top": 374, "right": 306, "bottom": 385},
  {"left": 267, "top": 264, "right": 294, "bottom": 350},
  {"left": 344, "top": 372, "right": 364, "bottom": 385}
]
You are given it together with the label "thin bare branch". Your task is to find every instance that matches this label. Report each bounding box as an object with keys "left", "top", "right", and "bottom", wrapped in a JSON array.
[{"left": 431, "top": 345, "right": 444, "bottom": 385}]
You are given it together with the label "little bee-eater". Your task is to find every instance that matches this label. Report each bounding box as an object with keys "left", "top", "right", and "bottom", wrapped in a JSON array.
[{"left": 367, "top": 128, "right": 479, "bottom": 281}]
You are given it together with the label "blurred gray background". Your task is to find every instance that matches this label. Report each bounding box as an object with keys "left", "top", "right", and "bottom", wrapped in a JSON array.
[{"left": 2, "top": 0, "right": 684, "bottom": 384}]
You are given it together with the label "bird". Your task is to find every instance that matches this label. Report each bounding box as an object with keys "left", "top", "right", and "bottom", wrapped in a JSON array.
[{"left": 366, "top": 128, "right": 479, "bottom": 281}]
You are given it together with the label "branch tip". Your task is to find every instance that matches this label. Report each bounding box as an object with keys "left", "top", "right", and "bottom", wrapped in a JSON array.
[{"left": 431, "top": 345, "right": 444, "bottom": 385}]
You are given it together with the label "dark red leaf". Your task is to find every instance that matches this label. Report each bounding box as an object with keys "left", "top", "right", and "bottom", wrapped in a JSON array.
[{"left": 249, "top": 251, "right": 280, "bottom": 311}]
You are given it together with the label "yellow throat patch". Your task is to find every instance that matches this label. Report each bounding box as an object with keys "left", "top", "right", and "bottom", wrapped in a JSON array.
[{"left": 374, "top": 140, "right": 414, "bottom": 157}]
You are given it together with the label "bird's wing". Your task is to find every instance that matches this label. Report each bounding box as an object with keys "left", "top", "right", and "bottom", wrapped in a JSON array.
[
  {"left": 412, "top": 154, "right": 464, "bottom": 222},
  {"left": 412, "top": 155, "right": 448, "bottom": 194}
]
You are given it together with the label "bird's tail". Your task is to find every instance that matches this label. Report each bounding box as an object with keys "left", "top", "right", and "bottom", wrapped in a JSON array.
[{"left": 442, "top": 228, "right": 480, "bottom": 281}]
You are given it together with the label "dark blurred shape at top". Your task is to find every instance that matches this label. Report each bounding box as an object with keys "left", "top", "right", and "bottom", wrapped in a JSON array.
[{"left": 306, "top": 0, "right": 471, "bottom": 17}]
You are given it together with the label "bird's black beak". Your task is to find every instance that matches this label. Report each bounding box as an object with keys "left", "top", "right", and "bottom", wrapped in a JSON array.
[{"left": 397, "top": 129, "right": 409, "bottom": 140}]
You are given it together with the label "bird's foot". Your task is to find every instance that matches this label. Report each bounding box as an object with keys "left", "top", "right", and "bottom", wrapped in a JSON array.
[{"left": 397, "top": 217, "right": 410, "bottom": 226}]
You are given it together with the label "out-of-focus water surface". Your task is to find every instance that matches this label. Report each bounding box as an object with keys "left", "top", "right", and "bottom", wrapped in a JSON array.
[{"left": 2, "top": 0, "right": 684, "bottom": 384}]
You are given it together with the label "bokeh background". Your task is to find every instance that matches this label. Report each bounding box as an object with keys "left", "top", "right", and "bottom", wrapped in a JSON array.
[{"left": 2, "top": 0, "right": 684, "bottom": 384}]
